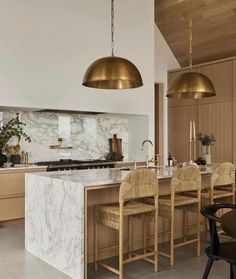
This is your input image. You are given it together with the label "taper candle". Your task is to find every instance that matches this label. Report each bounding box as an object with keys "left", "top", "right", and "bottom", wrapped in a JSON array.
[
  {"left": 190, "top": 121, "right": 192, "bottom": 141},
  {"left": 193, "top": 121, "right": 196, "bottom": 140}
]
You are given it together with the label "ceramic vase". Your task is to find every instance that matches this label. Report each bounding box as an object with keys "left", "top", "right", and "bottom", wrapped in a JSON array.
[{"left": 202, "top": 145, "right": 211, "bottom": 165}]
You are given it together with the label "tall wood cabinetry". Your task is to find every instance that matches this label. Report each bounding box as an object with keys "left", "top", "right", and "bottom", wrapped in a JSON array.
[{"left": 168, "top": 58, "right": 235, "bottom": 163}]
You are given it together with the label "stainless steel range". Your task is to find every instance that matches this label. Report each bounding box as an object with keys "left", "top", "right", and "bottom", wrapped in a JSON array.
[{"left": 36, "top": 159, "right": 115, "bottom": 171}]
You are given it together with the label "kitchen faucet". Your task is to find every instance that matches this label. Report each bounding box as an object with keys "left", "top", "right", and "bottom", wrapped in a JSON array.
[{"left": 141, "top": 140, "right": 154, "bottom": 168}]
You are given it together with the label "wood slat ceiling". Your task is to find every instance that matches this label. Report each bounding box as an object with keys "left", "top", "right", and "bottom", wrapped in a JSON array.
[{"left": 155, "top": 0, "right": 236, "bottom": 66}]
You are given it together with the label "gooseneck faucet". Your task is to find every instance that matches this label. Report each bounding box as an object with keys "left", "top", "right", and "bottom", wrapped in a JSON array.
[{"left": 141, "top": 140, "right": 154, "bottom": 168}]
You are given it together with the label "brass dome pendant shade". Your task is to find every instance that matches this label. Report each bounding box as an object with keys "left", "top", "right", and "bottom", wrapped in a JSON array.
[
  {"left": 167, "top": 72, "right": 216, "bottom": 99},
  {"left": 82, "top": 0, "right": 143, "bottom": 89},
  {"left": 167, "top": 0, "right": 216, "bottom": 99},
  {"left": 83, "top": 56, "right": 143, "bottom": 89}
]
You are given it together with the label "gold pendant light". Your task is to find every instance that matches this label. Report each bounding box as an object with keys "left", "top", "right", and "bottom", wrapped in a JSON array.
[
  {"left": 167, "top": 0, "right": 216, "bottom": 99},
  {"left": 82, "top": 0, "right": 143, "bottom": 89}
]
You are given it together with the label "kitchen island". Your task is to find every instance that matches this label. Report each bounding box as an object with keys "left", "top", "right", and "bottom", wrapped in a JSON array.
[{"left": 25, "top": 167, "right": 212, "bottom": 279}]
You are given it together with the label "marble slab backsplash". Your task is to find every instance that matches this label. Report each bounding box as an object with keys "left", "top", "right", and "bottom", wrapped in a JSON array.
[{"left": 3, "top": 111, "right": 129, "bottom": 163}]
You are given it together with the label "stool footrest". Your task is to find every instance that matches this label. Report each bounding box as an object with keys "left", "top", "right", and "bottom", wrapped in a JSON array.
[
  {"left": 97, "top": 262, "right": 120, "bottom": 275},
  {"left": 174, "top": 238, "right": 198, "bottom": 248},
  {"left": 123, "top": 251, "right": 155, "bottom": 264}
]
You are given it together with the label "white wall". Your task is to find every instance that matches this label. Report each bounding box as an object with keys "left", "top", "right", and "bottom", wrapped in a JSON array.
[
  {"left": 0, "top": 0, "right": 155, "bottom": 142},
  {"left": 154, "top": 26, "right": 180, "bottom": 164}
]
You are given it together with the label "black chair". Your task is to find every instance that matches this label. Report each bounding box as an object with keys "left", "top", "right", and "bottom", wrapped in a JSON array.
[{"left": 201, "top": 204, "right": 236, "bottom": 279}]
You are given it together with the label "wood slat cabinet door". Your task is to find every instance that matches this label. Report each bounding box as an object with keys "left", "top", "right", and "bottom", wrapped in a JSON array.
[
  {"left": 199, "top": 60, "right": 233, "bottom": 104},
  {"left": 169, "top": 105, "right": 198, "bottom": 163},
  {"left": 198, "top": 60, "right": 234, "bottom": 162},
  {"left": 168, "top": 58, "right": 236, "bottom": 164}
]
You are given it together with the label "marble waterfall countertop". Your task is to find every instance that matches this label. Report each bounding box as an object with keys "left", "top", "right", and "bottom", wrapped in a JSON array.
[
  {"left": 25, "top": 167, "right": 213, "bottom": 279},
  {"left": 27, "top": 166, "right": 213, "bottom": 187}
]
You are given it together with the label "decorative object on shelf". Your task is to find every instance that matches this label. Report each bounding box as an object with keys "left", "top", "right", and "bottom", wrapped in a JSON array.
[
  {"left": 0, "top": 153, "right": 7, "bottom": 166},
  {"left": 189, "top": 120, "right": 197, "bottom": 161},
  {"left": 82, "top": 0, "right": 143, "bottom": 89},
  {"left": 49, "top": 137, "right": 73, "bottom": 150},
  {"left": 195, "top": 157, "right": 206, "bottom": 166},
  {"left": 0, "top": 113, "right": 31, "bottom": 166},
  {"left": 5, "top": 144, "right": 21, "bottom": 164},
  {"left": 167, "top": 0, "right": 216, "bottom": 99},
  {"left": 106, "top": 134, "right": 124, "bottom": 161},
  {"left": 197, "top": 132, "right": 215, "bottom": 165}
]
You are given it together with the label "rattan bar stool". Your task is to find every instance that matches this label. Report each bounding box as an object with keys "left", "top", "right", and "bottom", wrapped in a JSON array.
[
  {"left": 203, "top": 162, "right": 235, "bottom": 205},
  {"left": 184, "top": 162, "right": 235, "bottom": 234},
  {"left": 94, "top": 168, "right": 159, "bottom": 279},
  {"left": 145, "top": 165, "right": 201, "bottom": 266}
]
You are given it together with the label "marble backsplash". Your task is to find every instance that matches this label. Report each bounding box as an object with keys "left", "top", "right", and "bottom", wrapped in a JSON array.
[{"left": 3, "top": 111, "right": 129, "bottom": 163}]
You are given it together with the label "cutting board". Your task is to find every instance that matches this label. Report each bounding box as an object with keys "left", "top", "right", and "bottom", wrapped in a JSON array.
[{"left": 109, "top": 134, "right": 122, "bottom": 155}]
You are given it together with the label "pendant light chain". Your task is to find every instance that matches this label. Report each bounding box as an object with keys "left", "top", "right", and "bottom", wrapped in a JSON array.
[
  {"left": 111, "top": 0, "right": 115, "bottom": 56},
  {"left": 189, "top": 0, "right": 193, "bottom": 70},
  {"left": 82, "top": 0, "right": 143, "bottom": 89}
]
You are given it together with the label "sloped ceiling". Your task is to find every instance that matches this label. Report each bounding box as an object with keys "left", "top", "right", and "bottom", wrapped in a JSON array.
[{"left": 155, "top": 0, "right": 236, "bottom": 67}]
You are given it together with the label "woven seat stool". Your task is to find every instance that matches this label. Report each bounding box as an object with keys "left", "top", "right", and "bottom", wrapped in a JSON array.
[
  {"left": 187, "top": 162, "right": 235, "bottom": 232},
  {"left": 145, "top": 165, "right": 201, "bottom": 266},
  {"left": 208, "top": 162, "right": 235, "bottom": 205},
  {"left": 94, "top": 168, "right": 159, "bottom": 279}
]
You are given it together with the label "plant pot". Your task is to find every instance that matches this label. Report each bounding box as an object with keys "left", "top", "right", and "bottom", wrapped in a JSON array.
[
  {"left": 0, "top": 153, "right": 7, "bottom": 166},
  {"left": 10, "top": 154, "right": 21, "bottom": 164}
]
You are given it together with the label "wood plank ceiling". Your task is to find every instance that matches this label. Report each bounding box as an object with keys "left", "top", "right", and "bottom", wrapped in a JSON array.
[{"left": 155, "top": 0, "right": 236, "bottom": 66}]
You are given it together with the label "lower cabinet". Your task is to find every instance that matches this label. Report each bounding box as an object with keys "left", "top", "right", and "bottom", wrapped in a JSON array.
[
  {"left": 0, "top": 196, "right": 24, "bottom": 221},
  {"left": 0, "top": 168, "right": 46, "bottom": 225}
]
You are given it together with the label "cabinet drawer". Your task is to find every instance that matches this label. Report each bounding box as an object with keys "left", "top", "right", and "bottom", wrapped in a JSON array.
[
  {"left": 0, "top": 173, "right": 24, "bottom": 196},
  {"left": 0, "top": 196, "right": 24, "bottom": 221}
]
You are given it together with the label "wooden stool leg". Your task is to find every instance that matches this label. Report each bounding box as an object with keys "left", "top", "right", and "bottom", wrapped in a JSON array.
[
  {"left": 94, "top": 210, "right": 98, "bottom": 271},
  {"left": 143, "top": 217, "right": 147, "bottom": 254},
  {"left": 197, "top": 194, "right": 201, "bottom": 256},
  {"left": 119, "top": 206, "right": 124, "bottom": 279},
  {"left": 154, "top": 197, "right": 158, "bottom": 272},
  {"left": 170, "top": 202, "right": 175, "bottom": 266},
  {"left": 128, "top": 216, "right": 132, "bottom": 258},
  {"left": 183, "top": 208, "right": 187, "bottom": 241}
]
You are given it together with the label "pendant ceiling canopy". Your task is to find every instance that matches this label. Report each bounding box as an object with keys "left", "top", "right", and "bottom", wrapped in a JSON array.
[
  {"left": 166, "top": 0, "right": 216, "bottom": 99},
  {"left": 82, "top": 0, "right": 143, "bottom": 90}
]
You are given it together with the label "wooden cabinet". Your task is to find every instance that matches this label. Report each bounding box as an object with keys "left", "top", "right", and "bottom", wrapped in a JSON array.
[
  {"left": 168, "top": 58, "right": 236, "bottom": 163},
  {"left": 0, "top": 167, "right": 46, "bottom": 226},
  {"left": 169, "top": 105, "right": 198, "bottom": 163}
]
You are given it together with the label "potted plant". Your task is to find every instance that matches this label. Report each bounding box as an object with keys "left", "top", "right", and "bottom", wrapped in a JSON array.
[
  {"left": 197, "top": 132, "right": 215, "bottom": 164},
  {"left": 197, "top": 133, "right": 216, "bottom": 147},
  {"left": 0, "top": 114, "right": 31, "bottom": 166}
]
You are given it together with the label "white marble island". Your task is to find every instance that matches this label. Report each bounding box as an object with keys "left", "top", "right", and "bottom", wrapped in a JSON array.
[
  {"left": 25, "top": 169, "right": 133, "bottom": 279},
  {"left": 25, "top": 167, "right": 212, "bottom": 279}
]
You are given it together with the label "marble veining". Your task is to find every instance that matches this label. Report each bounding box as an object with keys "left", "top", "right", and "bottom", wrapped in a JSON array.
[
  {"left": 3, "top": 111, "right": 129, "bottom": 162},
  {"left": 25, "top": 174, "right": 84, "bottom": 279}
]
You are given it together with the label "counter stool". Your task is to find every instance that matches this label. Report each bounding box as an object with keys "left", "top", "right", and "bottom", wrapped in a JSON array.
[
  {"left": 145, "top": 165, "right": 201, "bottom": 266},
  {"left": 184, "top": 162, "right": 235, "bottom": 234},
  {"left": 206, "top": 162, "right": 235, "bottom": 205},
  {"left": 94, "top": 168, "right": 159, "bottom": 279}
]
